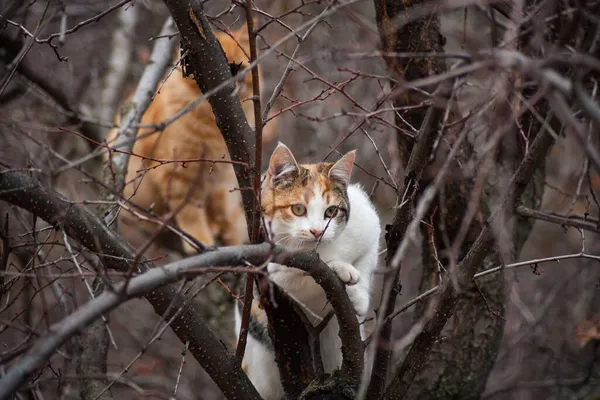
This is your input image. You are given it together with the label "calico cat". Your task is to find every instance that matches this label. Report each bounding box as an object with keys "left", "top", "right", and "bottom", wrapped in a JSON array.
[
  {"left": 235, "top": 143, "right": 381, "bottom": 399},
  {"left": 106, "top": 23, "right": 276, "bottom": 254}
]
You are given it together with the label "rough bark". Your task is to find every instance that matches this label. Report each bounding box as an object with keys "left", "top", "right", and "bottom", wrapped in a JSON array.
[
  {"left": 385, "top": 124, "right": 555, "bottom": 399},
  {"left": 373, "top": 0, "right": 446, "bottom": 165},
  {"left": 372, "top": 1, "right": 555, "bottom": 398},
  {"left": 261, "top": 284, "right": 316, "bottom": 398},
  {"left": 161, "top": 0, "right": 256, "bottom": 231}
]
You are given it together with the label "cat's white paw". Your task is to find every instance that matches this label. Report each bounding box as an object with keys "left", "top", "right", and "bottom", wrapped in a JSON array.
[
  {"left": 327, "top": 260, "right": 360, "bottom": 285},
  {"left": 346, "top": 286, "right": 370, "bottom": 316}
]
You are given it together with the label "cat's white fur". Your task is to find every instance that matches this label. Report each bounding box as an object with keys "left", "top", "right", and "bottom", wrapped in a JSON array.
[{"left": 235, "top": 144, "right": 381, "bottom": 400}]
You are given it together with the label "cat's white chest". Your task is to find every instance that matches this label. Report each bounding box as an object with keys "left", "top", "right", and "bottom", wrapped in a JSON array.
[{"left": 314, "top": 242, "right": 343, "bottom": 265}]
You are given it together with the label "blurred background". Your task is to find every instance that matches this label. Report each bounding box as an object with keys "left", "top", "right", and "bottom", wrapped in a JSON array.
[{"left": 0, "top": 0, "right": 599, "bottom": 399}]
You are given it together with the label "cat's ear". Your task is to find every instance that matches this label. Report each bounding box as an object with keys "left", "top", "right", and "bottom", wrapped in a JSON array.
[
  {"left": 234, "top": 23, "right": 251, "bottom": 42},
  {"left": 328, "top": 150, "right": 356, "bottom": 185},
  {"left": 268, "top": 142, "right": 299, "bottom": 181}
]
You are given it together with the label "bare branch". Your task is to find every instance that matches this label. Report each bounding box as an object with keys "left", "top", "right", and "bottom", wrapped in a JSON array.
[
  {"left": 259, "top": 284, "right": 316, "bottom": 397},
  {"left": 73, "top": 278, "right": 113, "bottom": 400},
  {"left": 516, "top": 205, "right": 600, "bottom": 234},
  {"left": 365, "top": 81, "right": 453, "bottom": 399},
  {"left": 384, "top": 126, "right": 555, "bottom": 399},
  {"left": 261, "top": 5, "right": 330, "bottom": 122},
  {"left": 0, "top": 166, "right": 260, "bottom": 400},
  {"left": 105, "top": 17, "right": 178, "bottom": 196},
  {"left": 37, "top": 0, "right": 133, "bottom": 47},
  {"left": 0, "top": 239, "right": 360, "bottom": 399},
  {"left": 161, "top": 0, "right": 256, "bottom": 229},
  {"left": 235, "top": 0, "right": 263, "bottom": 364}
]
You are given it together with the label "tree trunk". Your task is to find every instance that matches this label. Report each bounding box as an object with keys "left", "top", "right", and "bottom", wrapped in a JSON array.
[{"left": 373, "top": 1, "right": 547, "bottom": 398}]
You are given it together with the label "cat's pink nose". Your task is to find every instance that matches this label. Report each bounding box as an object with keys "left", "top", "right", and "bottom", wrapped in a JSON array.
[{"left": 310, "top": 229, "right": 323, "bottom": 238}]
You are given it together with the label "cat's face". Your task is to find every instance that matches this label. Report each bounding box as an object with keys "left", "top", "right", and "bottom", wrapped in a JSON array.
[{"left": 262, "top": 143, "right": 356, "bottom": 249}]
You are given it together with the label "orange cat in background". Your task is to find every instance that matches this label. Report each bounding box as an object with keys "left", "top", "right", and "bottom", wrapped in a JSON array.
[{"left": 106, "top": 23, "right": 276, "bottom": 254}]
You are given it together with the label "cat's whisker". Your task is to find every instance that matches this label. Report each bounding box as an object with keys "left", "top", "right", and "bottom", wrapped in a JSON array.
[{"left": 275, "top": 235, "right": 295, "bottom": 246}]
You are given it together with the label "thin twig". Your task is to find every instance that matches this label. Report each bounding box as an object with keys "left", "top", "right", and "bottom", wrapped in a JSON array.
[
  {"left": 173, "top": 341, "right": 189, "bottom": 397},
  {"left": 235, "top": 0, "right": 262, "bottom": 362},
  {"left": 516, "top": 205, "right": 600, "bottom": 234},
  {"left": 61, "top": 231, "right": 117, "bottom": 349}
]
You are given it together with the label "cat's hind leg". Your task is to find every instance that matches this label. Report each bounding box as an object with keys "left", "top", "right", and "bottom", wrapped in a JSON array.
[
  {"left": 234, "top": 302, "right": 284, "bottom": 400},
  {"left": 207, "top": 185, "right": 249, "bottom": 246},
  {"left": 170, "top": 200, "right": 216, "bottom": 254},
  {"left": 160, "top": 176, "right": 216, "bottom": 254}
]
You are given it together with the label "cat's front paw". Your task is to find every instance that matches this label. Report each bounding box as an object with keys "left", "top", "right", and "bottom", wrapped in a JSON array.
[{"left": 327, "top": 260, "right": 360, "bottom": 285}]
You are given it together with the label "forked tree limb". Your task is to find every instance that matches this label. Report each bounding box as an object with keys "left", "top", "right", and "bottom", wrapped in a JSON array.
[
  {"left": 160, "top": 2, "right": 366, "bottom": 396},
  {"left": 0, "top": 166, "right": 362, "bottom": 399},
  {"left": 0, "top": 166, "right": 261, "bottom": 400},
  {"left": 383, "top": 127, "right": 555, "bottom": 399}
]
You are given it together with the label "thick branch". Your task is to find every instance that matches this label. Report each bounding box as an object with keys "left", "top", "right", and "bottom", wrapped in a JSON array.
[
  {"left": 373, "top": 0, "right": 446, "bottom": 164},
  {"left": 235, "top": 0, "right": 263, "bottom": 364},
  {"left": 384, "top": 127, "right": 555, "bottom": 399},
  {"left": 0, "top": 166, "right": 260, "bottom": 400},
  {"left": 260, "top": 284, "right": 316, "bottom": 398},
  {"left": 161, "top": 0, "right": 255, "bottom": 230},
  {"left": 0, "top": 237, "right": 360, "bottom": 399}
]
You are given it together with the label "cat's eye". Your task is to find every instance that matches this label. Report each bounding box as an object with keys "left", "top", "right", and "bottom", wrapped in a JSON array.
[
  {"left": 291, "top": 204, "right": 307, "bottom": 216},
  {"left": 324, "top": 206, "right": 339, "bottom": 218}
]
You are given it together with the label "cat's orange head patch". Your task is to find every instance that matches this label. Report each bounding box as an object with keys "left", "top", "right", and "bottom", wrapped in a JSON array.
[{"left": 262, "top": 143, "right": 356, "bottom": 248}]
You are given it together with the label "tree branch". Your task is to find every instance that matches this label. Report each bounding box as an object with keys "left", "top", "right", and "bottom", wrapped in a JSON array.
[
  {"left": 259, "top": 283, "right": 316, "bottom": 398},
  {"left": 516, "top": 205, "right": 600, "bottom": 234},
  {"left": 161, "top": 0, "right": 256, "bottom": 231},
  {"left": 95, "top": 4, "right": 139, "bottom": 134},
  {"left": 73, "top": 278, "right": 113, "bottom": 400},
  {"left": 0, "top": 237, "right": 360, "bottom": 399},
  {"left": 384, "top": 126, "right": 555, "bottom": 399},
  {"left": 0, "top": 165, "right": 260, "bottom": 400},
  {"left": 365, "top": 80, "right": 453, "bottom": 399},
  {"left": 104, "top": 17, "right": 178, "bottom": 197},
  {"left": 235, "top": 0, "right": 263, "bottom": 363}
]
